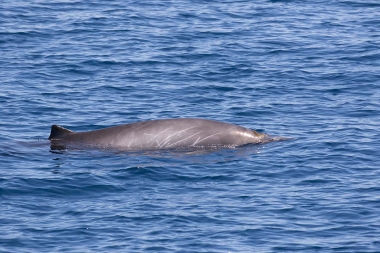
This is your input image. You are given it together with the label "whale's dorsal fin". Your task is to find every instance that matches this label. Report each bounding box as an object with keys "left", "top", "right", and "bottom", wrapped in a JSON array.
[{"left": 49, "top": 125, "right": 73, "bottom": 140}]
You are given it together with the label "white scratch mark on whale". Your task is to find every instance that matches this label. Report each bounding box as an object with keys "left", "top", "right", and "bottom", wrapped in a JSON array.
[
  {"left": 146, "top": 127, "right": 172, "bottom": 142},
  {"left": 166, "top": 130, "right": 204, "bottom": 148},
  {"left": 192, "top": 137, "right": 201, "bottom": 146},
  {"left": 192, "top": 132, "right": 223, "bottom": 146},
  {"left": 156, "top": 126, "right": 198, "bottom": 147}
]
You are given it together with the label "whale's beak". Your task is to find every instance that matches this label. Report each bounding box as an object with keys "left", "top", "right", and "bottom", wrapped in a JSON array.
[
  {"left": 266, "top": 135, "right": 293, "bottom": 142},
  {"left": 252, "top": 130, "right": 292, "bottom": 143}
]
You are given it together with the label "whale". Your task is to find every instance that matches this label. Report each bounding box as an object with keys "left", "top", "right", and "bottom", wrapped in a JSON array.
[{"left": 49, "top": 118, "right": 285, "bottom": 150}]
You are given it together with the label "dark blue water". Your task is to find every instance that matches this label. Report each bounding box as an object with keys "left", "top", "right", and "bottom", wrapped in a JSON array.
[{"left": 1, "top": 0, "right": 380, "bottom": 252}]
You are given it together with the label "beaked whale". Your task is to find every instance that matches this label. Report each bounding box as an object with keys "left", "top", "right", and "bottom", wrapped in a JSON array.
[{"left": 49, "top": 118, "right": 285, "bottom": 150}]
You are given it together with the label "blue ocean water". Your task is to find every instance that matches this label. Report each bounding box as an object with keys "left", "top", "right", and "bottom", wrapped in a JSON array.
[{"left": 1, "top": 0, "right": 380, "bottom": 252}]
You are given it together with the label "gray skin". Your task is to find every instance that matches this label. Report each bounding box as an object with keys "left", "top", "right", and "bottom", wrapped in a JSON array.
[{"left": 49, "top": 118, "right": 279, "bottom": 150}]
